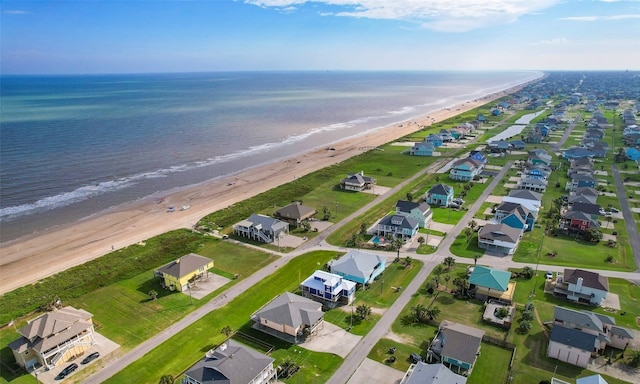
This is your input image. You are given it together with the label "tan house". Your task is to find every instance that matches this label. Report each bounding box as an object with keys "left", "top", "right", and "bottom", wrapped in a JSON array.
[
  {"left": 252, "top": 292, "right": 324, "bottom": 343},
  {"left": 274, "top": 202, "right": 316, "bottom": 227},
  {"left": 154, "top": 253, "right": 214, "bottom": 292},
  {"left": 9, "top": 306, "right": 96, "bottom": 370}
]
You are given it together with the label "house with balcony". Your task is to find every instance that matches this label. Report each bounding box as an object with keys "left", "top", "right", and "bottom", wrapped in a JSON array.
[
  {"left": 182, "top": 340, "right": 277, "bottom": 384},
  {"left": 494, "top": 202, "right": 534, "bottom": 232},
  {"left": 427, "top": 320, "right": 485, "bottom": 376},
  {"left": 517, "top": 177, "right": 548, "bottom": 192},
  {"left": 502, "top": 189, "right": 542, "bottom": 216},
  {"left": 562, "top": 147, "right": 595, "bottom": 160},
  {"left": 523, "top": 164, "right": 552, "bottom": 180},
  {"left": 329, "top": 249, "right": 386, "bottom": 285},
  {"left": 425, "top": 134, "right": 444, "bottom": 147},
  {"left": 395, "top": 200, "right": 433, "bottom": 228},
  {"left": 300, "top": 270, "right": 356, "bottom": 306},
  {"left": 410, "top": 142, "right": 435, "bottom": 157},
  {"left": 559, "top": 210, "right": 600, "bottom": 234},
  {"left": 426, "top": 184, "right": 454, "bottom": 207},
  {"left": 252, "top": 292, "right": 324, "bottom": 343},
  {"left": 9, "top": 307, "right": 96, "bottom": 370},
  {"left": 154, "top": 253, "right": 214, "bottom": 292},
  {"left": 376, "top": 214, "right": 419, "bottom": 241},
  {"left": 274, "top": 202, "right": 316, "bottom": 227},
  {"left": 477, "top": 223, "right": 522, "bottom": 255},
  {"left": 553, "top": 269, "right": 609, "bottom": 306},
  {"left": 234, "top": 214, "right": 289, "bottom": 243},
  {"left": 468, "top": 265, "right": 515, "bottom": 303},
  {"left": 340, "top": 171, "right": 376, "bottom": 192},
  {"left": 449, "top": 158, "right": 484, "bottom": 181},
  {"left": 566, "top": 173, "right": 597, "bottom": 191},
  {"left": 552, "top": 306, "right": 633, "bottom": 351}
]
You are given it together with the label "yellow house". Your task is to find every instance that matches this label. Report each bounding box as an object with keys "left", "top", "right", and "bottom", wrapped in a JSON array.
[
  {"left": 154, "top": 253, "right": 214, "bottom": 292},
  {"left": 9, "top": 306, "right": 96, "bottom": 370}
]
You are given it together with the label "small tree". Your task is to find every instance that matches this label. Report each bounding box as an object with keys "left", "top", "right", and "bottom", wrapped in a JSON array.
[
  {"left": 300, "top": 221, "right": 311, "bottom": 232},
  {"left": 356, "top": 304, "right": 372, "bottom": 320},
  {"left": 521, "top": 266, "right": 534, "bottom": 279},
  {"left": 464, "top": 227, "right": 474, "bottom": 243},
  {"left": 443, "top": 256, "right": 455, "bottom": 270},
  {"left": 404, "top": 256, "right": 413, "bottom": 268},
  {"left": 468, "top": 220, "right": 477, "bottom": 231},
  {"left": 626, "top": 349, "right": 640, "bottom": 367},
  {"left": 519, "top": 320, "right": 532, "bottom": 333},
  {"left": 149, "top": 290, "right": 158, "bottom": 300},
  {"left": 406, "top": 192, "right": 414, "bottom": 201},
  {"left": 426, "top": 306, "right": 441, "bottom": 321},
  {"left": 220, "top": 325, "right": 233, "bottom": 338},
  {"left": 522, "top": 310, "right": 534, "bottom": 321},
  {"left": 417, "top": 237, "right": 425, "bottom": 245},
  {"left": 159, "top": 375, "right": 175, "bottom": 384},
  {"left": 496, "top": 307, "right": 510, "bottom": 319}
]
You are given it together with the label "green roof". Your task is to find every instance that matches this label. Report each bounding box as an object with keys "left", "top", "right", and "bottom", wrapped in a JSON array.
[{"left": 469, "top": 266, "right": 510, "bottom": 291}]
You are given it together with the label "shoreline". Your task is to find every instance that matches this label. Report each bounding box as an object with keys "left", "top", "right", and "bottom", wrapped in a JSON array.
[{"left": 0, "top": 79, "right": 537, "bottom": 295}]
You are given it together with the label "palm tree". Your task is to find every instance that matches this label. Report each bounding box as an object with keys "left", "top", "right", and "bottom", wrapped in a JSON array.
[
  {"left": 433, "top": 264, "right": 445, "bottom": 277},
  {"left": 443, "top": 274, "right": 451, "bottom": 291},
  {"left": 443, "top": 256, "right": 455, "bottom": 270},
  {"left": 468, "top": 219, "right": 477, "bottom": 231},
  {"left": 464, "top": 227, "right": 474, "bottom": 243},
  {"left": 148, "top": 290, "right": 158, "bottom": 300},
  {"left": 393, "top": 237, "right": 404, "bottom": 261},
  {"left": 356, "top": 304, "right": 372, "bottom": 320},
  {"left": 410, "top": 304, "right": 428, "bottom": 323},
  {"left": 425, "top": 306, "right": 441, "bottom": 321},
  {"left": 473, "top": 253, "right": 481, "bottom": 265},
  {"left": 404, "top": 256, "right": 413, "bottom": 268},
  {"left": 159, "top": 375, "right": 175, "bottom": 384}
]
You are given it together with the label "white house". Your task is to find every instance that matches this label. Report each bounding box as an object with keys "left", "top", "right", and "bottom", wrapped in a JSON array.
[
  {"left": 547, "top": 326, "right": 594, "bottom": 368},
  {"left": 501, "top": 189, "right": 542, "bottom": 216},
  {"left": 477, "top": 223, "right": 522, "bottom": 255},
  {"left": 553, "top": 269, "right": 608, "bottom": 306}
]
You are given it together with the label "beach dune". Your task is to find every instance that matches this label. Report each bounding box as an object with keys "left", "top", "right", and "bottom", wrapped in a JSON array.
[{"left": 0, "top": 86, "right": 527, "bottom": 295}]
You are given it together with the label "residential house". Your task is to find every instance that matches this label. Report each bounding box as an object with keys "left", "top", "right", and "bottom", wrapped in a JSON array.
[
  {"left": 400, "top": 362, "right": 467, "bottom": 384},
  {"left": 329, "top": 249, "right": 386, "bottom": 285},
  {"left": 395, "top": 199, "right": 433, "bottom": 228},
  {"left": 584, "top": 128, "right": 605, "bottom": 140},
  {"left": 523, "top": 166, "right": 550, "bottom": 180},
  {"left": 570, "top": 157, "right": 593, "bottom": 168},
  {"left": 182, "top": 340, "right": 277, "bottom": 384},
  {"left": 477, "top": 223, "right": 522, "bottom": 255},
  {"left": 572, "top": 186, "right": 599, "bottom": 200},
  {"left": 517, "top": 177, "right": 548, "bottom": 192},
  {"left": 340, "top": 171, "right": 376, "bottom": 191},
  {"left": 494, "top": 202, "right": 534, "bottom": 232},
  {"left": 552, "top": 306, "right": 633, "bottom": 351},
  {"left": 570, "top": 202, "right": 602, "bottom": 219},
  {"left": 528, "top": 149, "right": 552, "bottom": 166},
  {"left": 410, "top": 142, "right": 435, "bottom": 156},
  {"left": 525, "top": 132, "right": 543, "bottom": 144},
  {"left": 468, "top": 151, "right": 487, "bottom": 164},
  {"left": 568, "top": 194, "right": 598, "bottom": 205},
  {"left": 426, "top": 183, "right": 454, "bottom": 207},
  {"left": 469, "top": 266, "right": 515, "bottom": 303},
  {"left": 510, "top": 140, "right": 526, "bottom": 150},
  {"left": 559, "top": 210, "right": 600, "bottom": 233},
  {"left": 554, "top": 269, "right": 609, "bottom": 306},
  {"left": 502, "top": 189, "right": 543, "bottom": 216},
  {"left": 476, "top": 114, "right": 487, "bottom": 122},
  {"left": 425, "top": 134, "right": 444, "bottom": 147},
  {"left": 274, "top": 202, "right": 316, "bottom": 227},
  {"left": 589, "top": 144, "right": 607, "bottom": 158},
  {"left": 566, "top": 173, "right": 597, "bottom": 191},
  {"left": 449, "top": 158, "right": 484, "bottom": 181},
  {"left": 10, "top": 307, "right": 96, "bottom": 370},
  {"left": 300, "top": 270, "right": 356, "bottom": 305},
  {"left": 439, "top": 129, "right": 454, "bottom": 142},
  {"left": 154, "top": 253, "right": 214, "bottom": 292},
  {"left": 547, "top": 326, "right": 595, "bottom": 368},
  {"left": 428, "top": 320, "right": 485, "bottom": 376},
  {"left": 234, "top": 214, "right": 289, "bottom": 243},
  {"left": 487, "top": 140, "right": 510, "bottom": 153},
  {"left": 376, "top": 214, "right": 419, "bottom": 240},
  {"left": 562, "top": 147, "right": 595, "bottom": 160},
  {"left": 626, "top": 148, "right": 640, "bottom": 161},
  {"left": 252, "top": 292, "right": 324, "bottom": 342}
]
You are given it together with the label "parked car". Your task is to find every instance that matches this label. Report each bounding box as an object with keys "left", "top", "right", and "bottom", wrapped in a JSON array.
[
  {"left": 55, "top": 363, "right": 78, "bottom": 380},
  {"left": 610, "top": 208, "right": 619, "bottom": 213},
  {"left": 81, "top": 352, "right": 100, "bottom": 365},
  {"left": 545, "top": 271, "right": 553, "bottom": 279}
]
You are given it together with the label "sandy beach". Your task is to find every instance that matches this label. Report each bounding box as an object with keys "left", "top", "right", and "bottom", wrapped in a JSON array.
[{"left": 0, "top": 84, "right": 530, "bottom": 295}]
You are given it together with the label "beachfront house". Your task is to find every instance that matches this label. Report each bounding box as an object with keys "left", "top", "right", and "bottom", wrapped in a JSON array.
[
  {"left": 233, "top": 214, "right": 289, "bottom": 243},
  {"left": 183, "top": 340, "right": 277, "bottom": 384},
  {"left": 395, "top": 200, "right": 433, "bottom": 228},
  {"left": 300, "top": 270, "right": 356, "bottom": 306},
  {"left": 329, "top": 249, "right": 386, "bottom": 285},
  {"left": 252, "top": 292, "right": 324, "bottom": 343},
  {"left": 553, "top": 269, "right": 609, "bottom": 306},
  {"left": 376, "top": 213, "right": 419, "bottom": 241},
  {"left": 449, "top": 158, "right": 484, "bottom": 181},
  {"left": 426, "top": 183, "right": 454, "bottom": 206},
  {"left": 154, "top": 253, "right": 214, "bottom": 292},
  {"left": 274, "top": 201, "right": 316, "bottom": 227},
  {"left": 410, "top": 142, "right": 435, "bottom": 156},
  {"left": 10, "top": 306, "right": 97, "bottom": 370},
  {"left": 340, "top": 171, "right": 376, "bottom": 192},
  {"left": 428, "top": 320, "right": 485, "bottom": 376},
  {"left": 477, "top": 223, "right": 522, "bottom": 255},
  {"left": 425, "top": 134, "right": 444, "bottom": 147}
]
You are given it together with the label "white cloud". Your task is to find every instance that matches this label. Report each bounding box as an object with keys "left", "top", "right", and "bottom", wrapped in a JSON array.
[
  {"left": 2, "top": 10, "right": 30, "bottom": 15},
  {"left": 559, "top": 14, "right": 640, "bottom": 21},
  {"left": 530, "top": 37, "right": 568, "bottom": 46},
  {"left": 244, "top": 0, "right": 559, "bottom": 32}
]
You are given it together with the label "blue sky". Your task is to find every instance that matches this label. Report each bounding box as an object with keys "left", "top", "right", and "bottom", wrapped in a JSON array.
[{"left": 1, "top": 0, "right": 639, "bottom": 74}]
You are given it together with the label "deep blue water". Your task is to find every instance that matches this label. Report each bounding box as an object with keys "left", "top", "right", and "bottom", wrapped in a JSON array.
[{"left": 0, "top": 71, "right": 541, "bottom": 241}]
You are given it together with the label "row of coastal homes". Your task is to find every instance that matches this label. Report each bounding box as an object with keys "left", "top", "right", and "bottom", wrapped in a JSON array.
[{"left": 410, "top": 123, "right": 478, "bottom": 157}]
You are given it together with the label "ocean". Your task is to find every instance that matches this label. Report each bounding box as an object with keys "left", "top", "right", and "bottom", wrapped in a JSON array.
[{"left": 0, "top": 71, "right": 541, "bottom": 242}]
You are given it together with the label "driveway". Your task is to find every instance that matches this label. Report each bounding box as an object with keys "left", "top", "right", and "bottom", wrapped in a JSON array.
[
  {"left": 299, "top": 321, "right": 361, "bottom": 358},
  {"left": 347, "top": 358, "right": 404, "bottom": 384}
]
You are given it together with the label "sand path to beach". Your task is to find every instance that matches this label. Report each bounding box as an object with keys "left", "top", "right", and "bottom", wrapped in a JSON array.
[{"left": 0, "top": 86, "right": 528, "bottom": 295}]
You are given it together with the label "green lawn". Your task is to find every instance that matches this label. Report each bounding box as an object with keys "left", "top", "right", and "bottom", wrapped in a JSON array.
[
  {"left": 468, "top": 343, "right": 512, "bottom": 384},
  {"left": 449, "top": 232, "right": 485, "bottom": 258}
]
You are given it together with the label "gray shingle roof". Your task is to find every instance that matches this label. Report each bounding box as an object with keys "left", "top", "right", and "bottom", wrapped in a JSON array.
[
  {"left": 478, "top": 223, "right": 522, "bottom": 243},
  {"left": 553, "top": 306, "right": 604, "bottom": 333},
  {"left": 274, "top": 202, "right": 316, "bottom": 220},
  {"left": 396, "top": 200, "right": 431, "bottom": 215},
  {"left": 378, "top": 214, "right": 419, "bottom": 230},
  {"left": 506, "top": 189, "right": 542, "bottom": 201},
  {"left": 405, "top": 362, "right": 468, "bottom": 384},
  {"left": 438, "top": 321, "right": 485, "bottom": 365},
  {"left": 330, "top": 250, "right": 385, "bottom": 282},
  {"left": 156, "top": 253, "right": 212, "bottom": 279},
  {"left": 254, "top": 292, "right": 323, "bottom": 329},
  {"left": 428, "top": 183, "right": 453, "bottom": 196},
  {"left": 184, "top": 340, "right": 274, "bottom": 384},
  {"left": 550, "top": 326, "right": 596, "bottom": 351}
]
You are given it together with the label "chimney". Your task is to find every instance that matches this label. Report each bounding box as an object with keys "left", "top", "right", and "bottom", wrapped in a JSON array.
[{"left": 576, "top": 277, "right": 583, "bottom": 291}]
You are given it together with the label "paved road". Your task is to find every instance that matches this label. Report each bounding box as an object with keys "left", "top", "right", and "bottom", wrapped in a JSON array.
[
  {"left": 611, "top": 165, "right": 640, "bottom": 273},
  {"left": 552, "top": 113, "right": 582, "bottom": 152}
]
